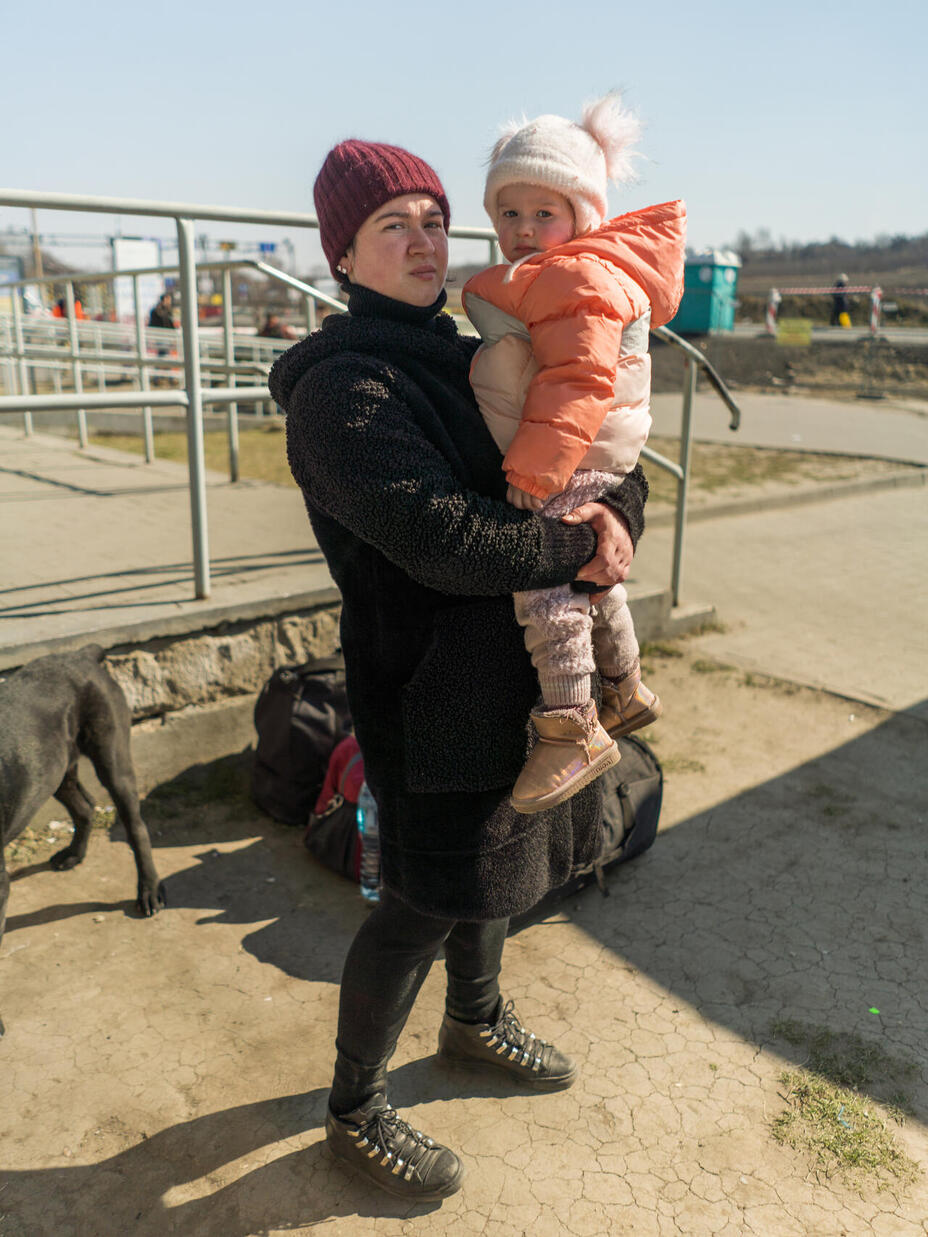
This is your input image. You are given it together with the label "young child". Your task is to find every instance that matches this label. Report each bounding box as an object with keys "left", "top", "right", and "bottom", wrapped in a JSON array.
[{"left": 463, "top": 93, "right": 686, "bottom": 814}]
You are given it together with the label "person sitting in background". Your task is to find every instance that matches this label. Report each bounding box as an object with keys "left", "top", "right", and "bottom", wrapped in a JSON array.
[
  {"left": 52, "top": 295, "right": 85, "bottom": 319},
  {"left": 148, "top": 292, "right": 176, "bottom": 331},
  {"left": 257, "top": 311, "right": 297, "bottom": 340}
]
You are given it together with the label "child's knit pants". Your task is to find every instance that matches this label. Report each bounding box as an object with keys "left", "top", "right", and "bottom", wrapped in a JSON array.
[{"left": 512, "top": 469, "right": 640, "bottom": 709}]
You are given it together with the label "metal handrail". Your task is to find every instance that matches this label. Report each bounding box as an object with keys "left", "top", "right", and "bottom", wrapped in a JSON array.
[
  {"left": 0, "top": 186, "right": 737, "bottom": 610},
  {"left": 645, "top": 325, "right": 741, "bottom": 606}
]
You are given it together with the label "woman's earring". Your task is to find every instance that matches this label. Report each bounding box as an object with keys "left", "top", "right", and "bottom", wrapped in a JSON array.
[{"left": 336, "top": 264, "right": 348, "bottom": 275}]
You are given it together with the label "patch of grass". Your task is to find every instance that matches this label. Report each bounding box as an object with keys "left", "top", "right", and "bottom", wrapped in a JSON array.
[
  {"left": 639, "top": 640, "right": 684, "bottom": 660},
  {"left": 803, "top": 782, "right": 854, "bottom": 820},
  {"left": 660, "top": 755, "right": 706, "bottom": 776},
  {"left": 770, "top": 1019, "right": 919, "bottom": 1093},
  {"left": 691, "top": 658, "right": 732, "bottom": 674},
  {"left": 806, "top": 782, "right": 838, "bottom": 800},
  {"left": 643, "top": 437, "right": 896, "bottom": 507},
  {"left": 89, "top": 424, "right": 295, "bottom": 486},
  {"left": 773, "top": 1069, "right": 919, "bottom": 1188},
  {"left": 6, "top": 806, "right": 115, "bottom": 864}
]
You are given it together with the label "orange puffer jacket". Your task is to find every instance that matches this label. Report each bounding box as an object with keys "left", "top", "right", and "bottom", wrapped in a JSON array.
[{"left": 463, "top": 199, "right": 686, "bottom": 500}]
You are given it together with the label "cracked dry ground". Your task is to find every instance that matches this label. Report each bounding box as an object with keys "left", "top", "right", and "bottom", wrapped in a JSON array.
[{"left": 1, "top": 640, "right": 926, "bottom": 1236}]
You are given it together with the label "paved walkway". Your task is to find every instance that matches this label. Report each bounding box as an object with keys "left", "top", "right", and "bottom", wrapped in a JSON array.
[
  {"left": 650, "top": 389, "right": 928, "bottom": 464},
  {"left": 2, "top": 388, "right": 926, "bottom": 717}
]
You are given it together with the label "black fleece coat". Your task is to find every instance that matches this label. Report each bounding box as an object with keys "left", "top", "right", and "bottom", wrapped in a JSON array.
[{"left": 269, "top": 286, "right": 648, "bottom": 921}]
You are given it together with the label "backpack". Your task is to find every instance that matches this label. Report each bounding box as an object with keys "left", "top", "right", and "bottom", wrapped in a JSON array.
[
  {"left": 251, "top": 656, "right": 351, "bottom": 826},
  {"left": 304, "top": 734, "right": 365, "bottom": 881},
  {"left": 512, "top": 734, "right": 663, "bottom": 927}
]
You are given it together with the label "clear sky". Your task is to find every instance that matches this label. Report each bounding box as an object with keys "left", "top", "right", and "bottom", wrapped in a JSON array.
[{"left": 2, "top": 0, "right": 926, "bottom": 277}]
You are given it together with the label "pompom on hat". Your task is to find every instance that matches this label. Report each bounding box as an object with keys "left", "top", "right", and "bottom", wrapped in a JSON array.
[
  {"left": 313, "top": 139, "right": 450, "bottom": 278},
  {"left": 483, "top": 92, "right": 641, "bottom": 236}
]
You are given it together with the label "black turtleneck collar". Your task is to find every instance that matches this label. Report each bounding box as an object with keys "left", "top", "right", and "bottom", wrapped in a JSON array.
[{"left": 346, "top": 283, "right": 447, "bottom": 326}]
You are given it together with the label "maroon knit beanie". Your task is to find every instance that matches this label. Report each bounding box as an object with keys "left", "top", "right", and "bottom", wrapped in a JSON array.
[{"left": 313, "top": 139, "right": 451, "bottom": 278}]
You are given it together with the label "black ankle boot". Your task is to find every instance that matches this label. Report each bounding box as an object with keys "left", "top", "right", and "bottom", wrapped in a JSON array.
[
  {"left": 325, "top": 1094, "right": 464, "bottom": 1201},
  {"left": 437, "top": 999, "right": 577, "bottom": 1091}
]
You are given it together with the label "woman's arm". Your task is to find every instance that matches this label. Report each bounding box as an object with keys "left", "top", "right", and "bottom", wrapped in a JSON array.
[{"left": 285, "top": 356, "right": 599, "bottom": 598}]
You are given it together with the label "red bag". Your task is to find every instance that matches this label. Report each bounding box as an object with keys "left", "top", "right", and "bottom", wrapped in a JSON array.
[{"left": 304, "top": 735, "right": 365, "bottom": 881}]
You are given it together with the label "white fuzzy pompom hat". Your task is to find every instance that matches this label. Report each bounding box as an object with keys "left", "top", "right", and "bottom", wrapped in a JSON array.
[{"left": 483, "top": 92, "right": 642, "bottom": 236}]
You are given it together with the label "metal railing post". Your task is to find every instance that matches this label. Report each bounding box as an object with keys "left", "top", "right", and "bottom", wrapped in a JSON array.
[
  {"left": 1, "top": 315, "right": 14, "bottom": 399},
  {"left": 176, "top": 216, "right": 210, "bottom": 599},
  {"left": 93, "top": 322, "right": 105, "bottom": 391},
  {"left": 670, "top": 358, "right": 697, "bottom": 608},
  {"left": 132, "top": 274, "right": 155, "bottom": 461},
  {"left": 304, "top": 291, "right": 316, "bottom": 333},
  {"left": 221, "top": 266, "right": 239, "bottom": 482},
  {"left": 65, "top": 282, "right": 88, "bottom": 447},
  {"left": 10, "top": 290, "right": 33, "bottom": 435}
]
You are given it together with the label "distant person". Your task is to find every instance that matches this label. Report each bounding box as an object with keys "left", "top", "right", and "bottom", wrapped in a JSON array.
[
  {"left": 463, "top": 93, "right": 685, "bottom": 812},
  {"left": 830, "top": 274, "right": 851, "bottom": 328},
  {"left": 256, "top": 311, "right": 297, "bottom": 340},
  {"left": 148, "top": 291, "right": 177, "bottom": 384},
  {"left": 148, "top": 292, "right": 176, "bottom": 331}
]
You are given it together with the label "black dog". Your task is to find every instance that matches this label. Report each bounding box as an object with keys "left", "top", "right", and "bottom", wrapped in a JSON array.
[{"left": 0, "top": 643, "right": 165, "bottom": 949}]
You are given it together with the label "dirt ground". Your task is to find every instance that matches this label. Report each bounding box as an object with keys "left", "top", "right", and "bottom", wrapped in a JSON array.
[{"left": 1, "top": 637, "right": 927, "bottom": 1236}]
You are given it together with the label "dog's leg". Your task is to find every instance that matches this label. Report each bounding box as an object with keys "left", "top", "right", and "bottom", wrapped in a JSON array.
[
  {"left": 87, "top": 729, "right": 165, "bottom": 918},
  {"left": 50, "top": 765, "right": 97, "bottom": 870},
  {"left": 101, "top": 768, "right": 166, "bottom": 917},
  {"left": 82, "top": 670, "right": 165, "bottom": 917}
]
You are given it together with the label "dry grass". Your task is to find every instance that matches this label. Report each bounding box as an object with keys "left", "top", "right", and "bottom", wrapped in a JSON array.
[
  {"left": 769, "top": 1019, "right": 921, "bottom": 1189},
  {"left": 89, "top": 423, "right": 294, "bottom": 486},
  {"left": 643, "top": 435, "right": 906, "bottom": 507},
  {"left": 774, "top": 1071, "right": 919, "bottom": 1188},
  {"left": 86, "top": 426, "right": 908, "bottom": 507}
]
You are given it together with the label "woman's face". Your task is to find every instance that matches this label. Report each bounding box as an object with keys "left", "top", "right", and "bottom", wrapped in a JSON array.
[{"left": 340, "top": 194, "right": 448, "bottom": 306}]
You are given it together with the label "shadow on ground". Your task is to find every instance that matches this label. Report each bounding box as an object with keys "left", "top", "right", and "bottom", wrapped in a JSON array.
[{"left": 2, "top": 703, "right": 925, "bottom": 1233}]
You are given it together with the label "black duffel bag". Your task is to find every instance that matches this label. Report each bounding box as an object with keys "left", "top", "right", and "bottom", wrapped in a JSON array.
[
  {"left": 512, "top": 734, "right": 663, "bottom": 927},
  {"left": 251, "top": 655, "right": 351, "bottom": 826}
]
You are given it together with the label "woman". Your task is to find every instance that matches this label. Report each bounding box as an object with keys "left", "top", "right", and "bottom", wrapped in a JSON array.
[{"left": 269, "top": 139, "right": 650, "bottom": 1202}]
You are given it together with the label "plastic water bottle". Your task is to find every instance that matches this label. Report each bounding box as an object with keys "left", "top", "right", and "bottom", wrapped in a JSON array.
[{"left": 357, "top": 781, "right": 381, "bottom": 904}]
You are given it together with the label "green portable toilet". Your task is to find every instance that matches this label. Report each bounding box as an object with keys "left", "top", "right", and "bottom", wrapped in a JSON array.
[{"left": 667, "top": 249, "right": 741, "bottom": 334}]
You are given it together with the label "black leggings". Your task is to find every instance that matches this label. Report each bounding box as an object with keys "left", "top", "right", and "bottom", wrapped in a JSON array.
[{"left": 330, "top": 887, "right": 509, "bottom": 1114}]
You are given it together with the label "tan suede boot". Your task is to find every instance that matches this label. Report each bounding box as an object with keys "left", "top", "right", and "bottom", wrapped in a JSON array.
[
  {"left": 510, "top": 700, "right": 619, "bottom": 815},
  {"left": 599, "top": 667, "right": 662, "bottom": 738}
]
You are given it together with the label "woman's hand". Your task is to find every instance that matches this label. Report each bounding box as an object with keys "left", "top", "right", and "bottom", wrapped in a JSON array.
[
  {"left": 562, "top": 502, "right": 634, "bottom": 599},
  {"left": 507, "top": 483, "right": 544, "bottom": 511}
]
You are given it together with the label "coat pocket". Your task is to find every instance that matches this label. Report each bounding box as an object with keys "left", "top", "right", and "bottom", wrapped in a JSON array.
[{"left": 401, "top": 599, "right": 536, "bottom": 794}]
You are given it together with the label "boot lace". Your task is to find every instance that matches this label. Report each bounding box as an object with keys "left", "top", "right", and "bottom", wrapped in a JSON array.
[
  {"left": 486, "top": 999, "right": 552, "bottom": 1070},
  {"left": 355, "top": 1105, "right": 437, "bottom": 1182}
]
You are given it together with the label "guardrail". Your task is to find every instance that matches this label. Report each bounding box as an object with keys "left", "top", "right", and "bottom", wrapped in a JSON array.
[{"left": 0, "top": 187, "right": 739, "bottom": 610}]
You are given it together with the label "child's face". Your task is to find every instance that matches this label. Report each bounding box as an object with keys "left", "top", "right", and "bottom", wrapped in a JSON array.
[{"left": 495, "top": 184, "right": 575, "bottom": 263}]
